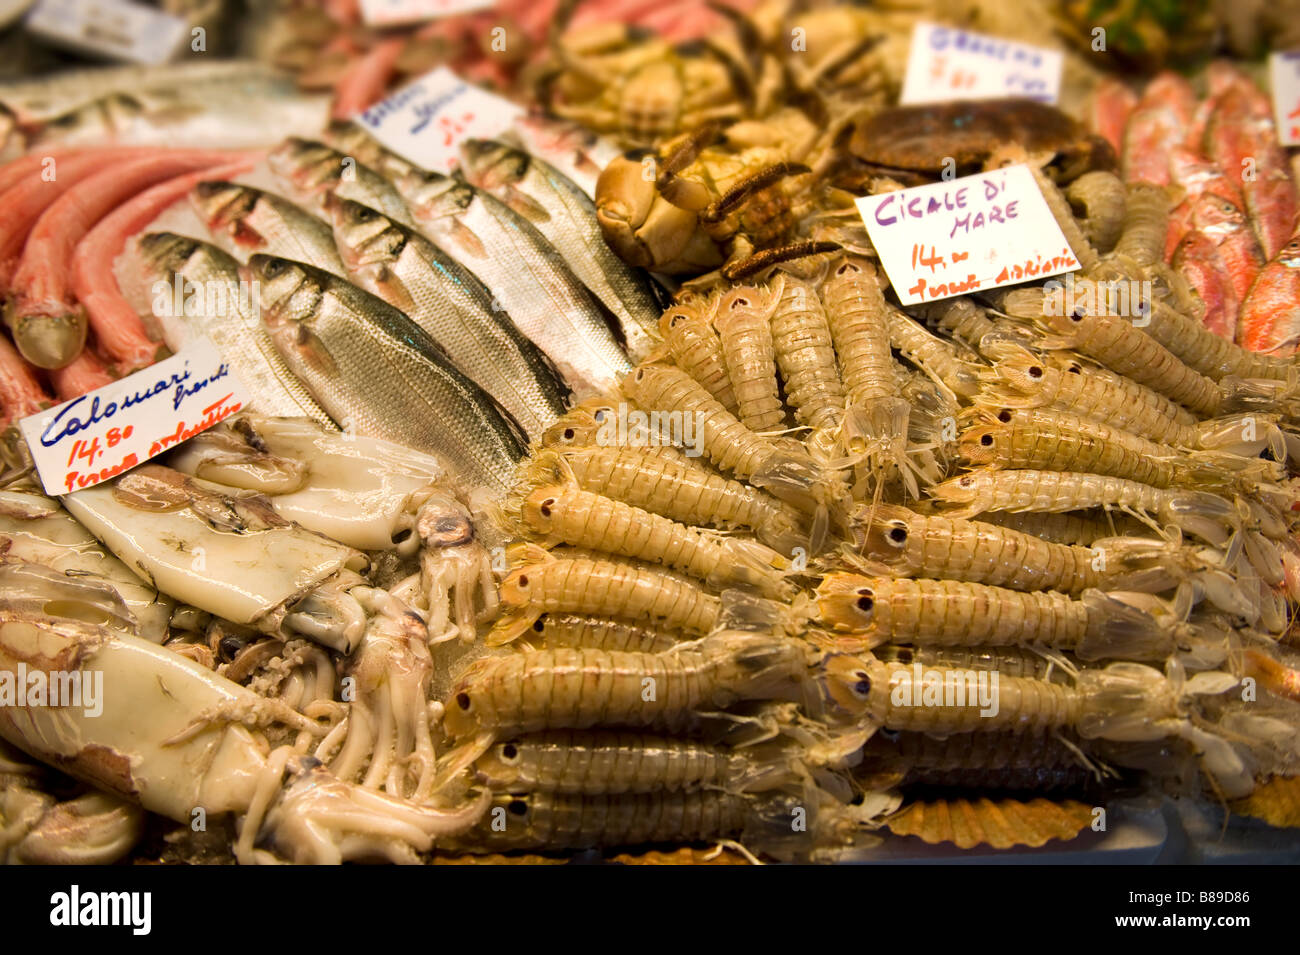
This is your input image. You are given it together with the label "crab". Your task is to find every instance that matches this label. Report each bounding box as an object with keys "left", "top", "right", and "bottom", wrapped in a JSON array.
[
  {"left": 596, "top": 106, "right": 852, "bottom": 279},
  {"left": 842, "top": 98, "right": 1118, "bottom": 189},
  {"left": 538, "top": 0, "right": 783, "bottom": 148}
]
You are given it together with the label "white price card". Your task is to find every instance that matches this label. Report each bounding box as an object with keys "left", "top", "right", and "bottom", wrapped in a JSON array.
[
  {"left": 900, "top": 21, "right": 1063, "bottom": 106},
  {"left": 360, "top": 0, "right": 492, "bottom": 27},
  {"left": 354, "top": 66, "right": 524, "bottom": 173},
  {"left": 24, "top": 0, "right": 187, "bottom": 65},
  {"left": 19, "top": 338, "right": 252, "bottom": 497},
  {"left": 855, "top": 164, "right": 1080, "bottom": 306},
  {"left": 1270, "top": 51, "right": 1300, "bottom": 147}
]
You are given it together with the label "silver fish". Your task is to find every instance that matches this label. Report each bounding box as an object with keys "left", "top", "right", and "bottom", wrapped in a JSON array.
[
  {"left": 327, "top": 194, "right": 569, "bottom": 441},
  {"left": 268, "top": 136, "right": 418, "bottom": 230},
  {"left": 189, "top": 180, "right": 349, "bottom": 278},
  {"left": 137, "top": 231, "right": 336, "bottom": 428},
  {"left": 250, "top": 254, "right": 528, "bottom": 493},
  {"left": 460, "top": 138, "right": 664, "bottom": 362},
  {"left": 393, "top": 168, "right": 631, "bottom": 396}
]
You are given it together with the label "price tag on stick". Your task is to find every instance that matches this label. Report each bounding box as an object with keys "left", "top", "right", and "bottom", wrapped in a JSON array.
[
  {"left": 355, "top": 66, "right": 524, "bottom": 173},
  {"left": 359, "top": 0, "right": 493, "bottom": 27},
  {"left": 856, "top": 164, "right": 1080, "bottom": 306},
  {"left": 19, "top": 338, "right": 252, "bottom": 497},
  {"left": 900, "top": 21, "right": 1063, "bottom": 105}
]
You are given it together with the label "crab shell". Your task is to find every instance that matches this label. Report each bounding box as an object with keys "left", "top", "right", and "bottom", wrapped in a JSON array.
[
  {"left": 848, "top": 99, "right": 1117, "bottom": 182},
  {"left": 595, "top": 152, "right": 726, "bottom": 274}
]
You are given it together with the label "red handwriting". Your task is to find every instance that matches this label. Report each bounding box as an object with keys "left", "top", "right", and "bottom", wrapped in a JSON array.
[
  {"left": 147, "top": 394, "right": 242, "bottom": 457},
  {"left": 908, "top": 273, "right": 980, "bottom": 300},
  {"left": 63, "top": 452, "right": 140, "bottom": 494},
  {"left": 994, "top": 249, "right": 1078, "bottom": 284}
]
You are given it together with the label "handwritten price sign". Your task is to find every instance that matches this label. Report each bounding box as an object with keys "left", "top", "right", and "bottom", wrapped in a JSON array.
[
  {"left": 19, "top": 338, "right": 252, "bottom": 497},
  {"left": 24, "top": 0, "right": 187, "bottom": 65},
  {"left": 900, "top": 22, "right": 1063, "bottom": 106},
  {"left": 856, "top": 164, "right": 1080, "bottom": 306},
  {"left": 356, "top": 66, "right": 524, "bottom": 172},
  {"left": 360, "top": 0, "right": 493, "bottom": 26},
  {"left": 1269, "top": 52, "right": 1300, "bottom": 147}
]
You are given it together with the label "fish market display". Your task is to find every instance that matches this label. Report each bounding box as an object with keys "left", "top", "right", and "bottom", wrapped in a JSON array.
[{"left": 4, "top": 1, "right": 1300, "bottom": 869}]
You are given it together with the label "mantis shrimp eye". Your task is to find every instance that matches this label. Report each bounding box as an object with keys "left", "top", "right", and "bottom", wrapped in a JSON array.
[
  {"left": 852, "top": 672, "right": 871, "bottom": 697},
  {"left": 500, "top": 742, "right": 520, "bottom": 763},
  {"left": 561, "top": 428, "right": 576, "bottom": 441},
  {"left": 856, "top": 594, "right": 873, "bottom": 612},
  {"left": 1069, "top": 307, "right": 1085, "bottom": 321},
  {"left": 516, "top": 574, "right": 529, "bottom": 588},
  {"left": 979, "top": 433, "right": 994, "bottom": 446},
  {"left": 892, "top": 648, "right": 913, "bottom": 665},
  {"left": 997, "top": 409, "right": 1012, "bottom": 423},
  {"left": 539, "top": 498, "right": 555, "bottom": 518},
  {"left": 960, "top": 475, "right": 974, "bottom": 486},
  {"left": 888, "top": 525, "right": 907, "bottom": 544},
  {"left": 532, "top": 617, "right": 546, "bottom": 633},
  {"left": 456, "top": 692, "right": 472, "bottom": 710},
  {"left": 508, "top": 799, "right": 528, "bottom": 817},
  {"left": 1028, "top": 365, "right": 1043, "bottom": 379}
]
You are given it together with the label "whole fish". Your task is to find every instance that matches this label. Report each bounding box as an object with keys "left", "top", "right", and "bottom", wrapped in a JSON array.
[
  {"left": 327, "top": 194, "right": 569, "bottom": 441},
  {"left": 137, "top": 231, "right": 336, "bottom": 428},
  {"left": 393, "top": 168, "right": 632, "bottom": 395},
  {"left": 1171, "top": 230, "right": 1237, "bottom": 341},
  {"left": 502, "top": 114, "right": 623, "bottom": 200},
  {"left": 1204, "top": 86, "right": 1299, "bottom": 260},
  {"left": 459, "top": 138, "right": 664, "bottom": 362},
  {"left": 1121, "top": 73, "right": 1196, "bottom": 185},
  {"left": 1088, "top": 77, "right": 1137, "bottom": 158},
  {"left": 189, "top": 180, "right": 349, "bottom": 278},
  {"left": 249, "top": 254, "right": 528, "bottom": 492},
  {"left": 1185, "top": 191, "right": 1264, "bottom": 302},
  {"left": 1165, "top": 147, "right": 1245, "bottom": 261},
  {"left": 1240, "top": 238, "right": 1300, "bottom": 354},
  {"left": 320, "top": 119, "right": 413, "bottom": 181},
  {"left": 268, "top": 136, "right": 418, "bottom": 229}
]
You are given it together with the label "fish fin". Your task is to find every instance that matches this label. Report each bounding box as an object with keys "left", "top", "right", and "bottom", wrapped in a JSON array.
[
  {"left": 502, "top": 185, "right": 552, "bottom": 224},
  {"left": 292, "top": 324, "right": 339, "bottom": 377},
  {"left": 448, "top": 220, "right": 489, "bottom": 259}
]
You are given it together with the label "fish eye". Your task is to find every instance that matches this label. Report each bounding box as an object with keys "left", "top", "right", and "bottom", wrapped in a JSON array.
[
  {"left": 593, "top": 408, "right": 607, "bottom": 422},
  {"left": 539, "top": 498, "right": 555, "bottom": 517},
  {"left": 1069, "top": 307, "right": 1085, "bottom": 321},
  {"left": 354, "top": 206, "right": 375, "bottom": 221},
  {"left": 979, "top": 433, "right": 994, "bottom": 446},
  {"left": 456, "top": 692, "right": 471, "bottom": 710},
  {"left": 852, "top": 673, "right": 871, "bottom": 697},
  {"left": 1028, "top": 365, "right": 1043, "bottom": 379},
  {"left": 997, "top": 409, "right": 1012, "bottom": 422},
  {"left": 262, "top": 259, "right": 287, "bottom": 278},
  {"left": 960, "top": 475, "right": 974, "bottom": 486},
  {"left": 516, "top": 574, "right": 529, "bottom": 588},
  {"left": 888, "top": 525, "right": 907, "bottom": 543},
  {"left": 669, "top": 313, "right": 687, "bottom": 327}
]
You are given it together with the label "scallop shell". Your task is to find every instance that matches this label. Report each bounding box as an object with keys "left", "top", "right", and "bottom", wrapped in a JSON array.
[
  {"left": 1231, "top": 775, "right": 1300, "bottom": 829},
  {"left": 885, "top": 797, "right": 1093, "bottom": 849}
]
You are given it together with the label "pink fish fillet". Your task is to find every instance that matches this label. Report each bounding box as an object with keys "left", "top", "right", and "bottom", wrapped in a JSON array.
[
  {"left": 0, "top": 332, "right": 51, "bottom": 427},
  {"left": 8, "top": 150, "right": 249, "bottom": 371},
  {"left": 333, "top": 36, "right": 406, "bottom": 120},
  {"left": 49, "top": 348, "right": 114, "bottom": 402},
  {"left": 71, "top": 156, "right": 259, "bottom": 373}
]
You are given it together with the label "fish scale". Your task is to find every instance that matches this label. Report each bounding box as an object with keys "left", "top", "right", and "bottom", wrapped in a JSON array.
[
  {"left": 252, "top": 254, "right": 528, "bottom": 493},
  {"left": 460, "top": 138, "right": 664, "bottom": 362}
]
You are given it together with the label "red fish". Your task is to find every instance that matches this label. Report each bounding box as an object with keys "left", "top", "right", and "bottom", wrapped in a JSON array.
[
  {"left": 1165, "top": 147, "right": 1246, "bottom": 260},
  {"left": 1172, "top": 230, "right": 1237, "bottom": 340},
  {"left": 1088, "top": 77, "right": 1137, "bottom": 156},
  {"left": 1122, "top": 73, "right": 1197, "bottom": 185},
  {"left": 1240, "top": 237, "right": 1300, "bottom": 354},
  {"left": 1205, "top": 87, "right": 1299, "bottom": 259},
  {"left": 1186, "top": 192, "right": 1264, "bottom": 301}
]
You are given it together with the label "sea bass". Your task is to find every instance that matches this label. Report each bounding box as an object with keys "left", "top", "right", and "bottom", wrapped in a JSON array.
[
  {"left": 501, "top": 114, "right": 623, "bottom": 200},
  {"left": 459, "top": 138, "right": 664, "bottom": 362},
  {"left": 250, "top": 254, "right": 528, "bottom": 492},
  {"left": 268, "top": 136, "right": 418, "bottom": 229},
  {"left": 328, "top": 194, "right": 569, "bottom": 441},
  {"left": 393, "top": 167, "right": 632, "bottom": 395},
  {"left": 138, "top": 231, "right": 335, "bottom": 428},
  {"left": 190, "top": 180, "right": 349, "bottom": 278}
]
